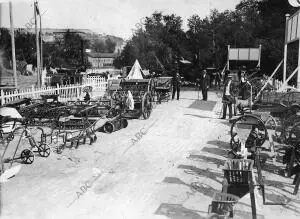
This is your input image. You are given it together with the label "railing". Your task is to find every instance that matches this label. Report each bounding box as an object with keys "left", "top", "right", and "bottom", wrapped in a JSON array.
[
  {"left": 0, "top": 76, "right": 108, "bottom": 106},
  {"left": 84, "top": 76, "right": 107, "bottom": 91}
]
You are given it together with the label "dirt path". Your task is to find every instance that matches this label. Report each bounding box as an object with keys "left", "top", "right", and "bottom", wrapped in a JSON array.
[{"left": 1, "top": 90, "right": 300, "bottom": 219}]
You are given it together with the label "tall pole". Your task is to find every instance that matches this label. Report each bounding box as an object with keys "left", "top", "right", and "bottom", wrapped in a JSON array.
[
  {"left": 40, "top": 13, "right": 43, "bottom": 80},
  {"left": 227, "top": 45, "right": 230, "bottom": 70},
  {"left": 283, "top": 14, "right": 290, "bottom": 84},
  {"left": 9, "top": 1, "right": 18, "bottom": 88},
  {"left": 298, "top": 14, "right": 300, "bottom": 89},
  {"left": 34, "top": 1, "right": 40, "bottom": 88},
  {"left": 0, "top": 3, "right": 2, "bottom": 28}
]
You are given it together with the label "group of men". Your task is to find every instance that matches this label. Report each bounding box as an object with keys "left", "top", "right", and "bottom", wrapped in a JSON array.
[{"left": 171, "top": 64, "right": 249, "bottom": 120}]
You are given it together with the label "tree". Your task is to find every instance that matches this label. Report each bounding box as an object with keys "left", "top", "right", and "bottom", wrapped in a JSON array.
[
  {"left": 92, "top": 39, "right": 106, "bottom": 53},
  {"left": 105, "top": 38, "right": 116, "bottom": 53}
]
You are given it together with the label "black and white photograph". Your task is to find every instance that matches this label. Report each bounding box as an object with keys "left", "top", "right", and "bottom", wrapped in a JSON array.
[{"left": 1, "top": 0, "right": 300, "bottom": 218}]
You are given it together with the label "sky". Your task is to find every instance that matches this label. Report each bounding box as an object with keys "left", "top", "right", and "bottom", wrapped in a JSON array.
[{"left": 0, "top": 0, "right": 240, "bottom": 39}]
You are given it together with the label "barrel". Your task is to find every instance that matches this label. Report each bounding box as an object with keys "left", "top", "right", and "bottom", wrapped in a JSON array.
[{"left": 103, "top": 117, "right": 128, "bottom": 133}]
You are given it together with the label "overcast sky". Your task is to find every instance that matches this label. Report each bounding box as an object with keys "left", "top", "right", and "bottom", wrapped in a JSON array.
[{"left": 0, "top": 0, "right": 240, "bottom": 39}]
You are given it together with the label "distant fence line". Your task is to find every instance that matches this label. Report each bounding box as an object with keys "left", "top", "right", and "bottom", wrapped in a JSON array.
[{"left": 0, "top": 76, "right": 107, "bottom": 106}]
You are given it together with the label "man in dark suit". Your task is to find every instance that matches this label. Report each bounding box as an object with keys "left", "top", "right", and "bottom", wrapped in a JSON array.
[
  {"left": 221, "top": 75, "right": 234, "bottom": 119},
  {"left": 172, "top": 70, "right": 181, "bottom": 100},
  {"left": 201, "top": 69, "right": 210, "bottom": 101}
]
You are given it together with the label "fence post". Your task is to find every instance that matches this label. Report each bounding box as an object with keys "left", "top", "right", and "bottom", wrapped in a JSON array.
[
  {"left": 1, "top": 89, "right": 5, "bottom": 106},
  {"left": 77, "top": 85, "right": 80, "bottom": 100},
  {"left": 31, "top": 84, "right": 35, "bottom": 99},
  {"left": 56, "top": 84, "right": 60, "bottom": 100}
]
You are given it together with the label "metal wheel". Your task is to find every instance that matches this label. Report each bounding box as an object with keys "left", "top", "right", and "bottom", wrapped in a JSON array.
[
  {"left": 230, "top": 133, "right": 241, "bottom": 152},
  {"left": 7, "top": 133, "right": 14, "bottom": 142},
  {"left": 122, "top": 118, "right": 128, "bottom": 128},
  {"left": 142, "top": 93, "right": 152, "bottom": 119},
  {"left": 21, "top": 149, "right": 34, "bottom": 164},
  {"left": 230, "top": 114, "right": 267, "bottom": 150},
  {"left": 103, "top": 122, "right": 114, "bottom": 133},
  {"left": 38, "top": 143, "right": 51, "bottom": 157},
  {"left": 230, "top": 84, "right": 240, "bottom": 97},
  {"left": 242, "top": 83, "right": 252, "bottom": 100},
  {"left": 281, "top": 114, "right": 300, "bottom": 143}
]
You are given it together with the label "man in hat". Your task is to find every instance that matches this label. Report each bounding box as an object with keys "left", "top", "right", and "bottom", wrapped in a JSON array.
[
  {"left": 201, "top": 69, "right": 210, "bottom": 101},
  {"left": 221, "top": 75, "right": 234, "bottom": 119},
  {"left": 172, "top": 63, "right": 181, "bottom": 100}
]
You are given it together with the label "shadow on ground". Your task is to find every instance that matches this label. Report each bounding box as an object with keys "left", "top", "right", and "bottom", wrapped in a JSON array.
[
  {"left": 206, "top": 140, "right": 231, "bottom": 150},
  {"left": 187, "top": 154, "right": 226, "bottom": 168},
  {"left": 188, "top": 100, "right": 217, "bottom": 112},
  {"left": 155, "top": 203, "right": 207, "bottom": 219},
  {"left": 201, "top": 147, "right": 229, "bottom": 157},
  {"left": 178, "top": 165, "right": 223, "bottom": 184},
  {"left": 162, "top": 177, "right": 220, "bottom": 198}
]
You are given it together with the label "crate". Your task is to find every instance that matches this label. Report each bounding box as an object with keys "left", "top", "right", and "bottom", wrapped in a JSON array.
[
  {"left": 208, "top": 192, "right": 240, "bottom": 217},
  {"left": 223, "top": 159, "right": 253, "bottom": 185}
]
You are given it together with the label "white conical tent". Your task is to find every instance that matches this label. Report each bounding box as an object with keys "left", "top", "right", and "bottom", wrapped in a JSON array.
[{"left": 126, "top": 60, "right": 144, "bottom": 79}]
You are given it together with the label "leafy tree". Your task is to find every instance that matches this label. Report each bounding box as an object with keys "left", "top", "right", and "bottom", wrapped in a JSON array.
[{"left": 105, "top": 38, "right": 116, "bottom": 53}]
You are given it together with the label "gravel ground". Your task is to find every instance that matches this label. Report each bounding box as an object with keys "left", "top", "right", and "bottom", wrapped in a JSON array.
[{"left": 1, "top": 90, "right": 300, "bottom": 219}]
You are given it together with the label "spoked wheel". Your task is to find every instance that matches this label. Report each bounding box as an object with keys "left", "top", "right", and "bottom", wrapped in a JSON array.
[
  {"left": 142, "top": 93, "right": 153, "bottom": 119},
  {"left": 284, "top": 122, "right": 300, "bottom": 177},
  {"left": 7, "top": 133, "right": 14, "bottom": 142},
  {"left": 21, "top": 149, "right": 34, "bottom": 164},
  {"left": 281, "top": 115, "right": 300, "bottom": 143},
  {"left": 122, "top": 118, "right": 128, "bottom": 128},
  {"left": 230, "top": 84, "right": 240, "bottom": 97},
  {"left": 230, "top": 115, "right": 267, "bottom": 153},
  {"left": 230, "top": 133, "right": 241, "bottom": 153},
  {"left": 241, "top": 83, "right": 252, "bottom": 100},
  {"left": 38, "top": 143, "right": 51, "bottom": 157},
  {"left": 264, "top": 114, "right": 280, "bottom": 142},
  {"left": 103, "top": 122, "right": 114, "bottom": 134}
]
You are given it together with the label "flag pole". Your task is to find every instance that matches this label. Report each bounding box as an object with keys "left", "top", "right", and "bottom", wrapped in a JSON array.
[
  {"left": 34, "top": 1, "right": 41, "bottom": 88},
  {"left": 9, "top": 1, "right": 18, "bottom": 88}
]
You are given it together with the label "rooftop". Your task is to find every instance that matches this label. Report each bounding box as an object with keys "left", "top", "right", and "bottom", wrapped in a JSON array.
[{"left": 86, "top": 52, "right": 117, "bottom": 58}]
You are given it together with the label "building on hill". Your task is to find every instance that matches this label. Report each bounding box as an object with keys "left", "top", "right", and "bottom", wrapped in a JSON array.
[{"left": 86, "top": 52, "right": 117, "bottom": 69}]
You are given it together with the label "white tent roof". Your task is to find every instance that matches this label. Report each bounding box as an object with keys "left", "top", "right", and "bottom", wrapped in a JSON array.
[{"left": 126, "top": 60, "right": 144, "bottom": 79}]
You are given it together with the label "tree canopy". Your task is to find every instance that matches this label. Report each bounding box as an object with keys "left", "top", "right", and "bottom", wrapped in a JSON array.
[{"left": 116, "top": 0, "right": 298, "bottom": 81}]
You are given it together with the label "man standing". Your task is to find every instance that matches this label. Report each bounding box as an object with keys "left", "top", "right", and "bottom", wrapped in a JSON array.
[
  {"left": 201, "top": 69, "right": 210, "bottom": 101},
  {"left": 221, "top": 75, "right": 233, "bottom": 119},
  {"left": 172, "top": 70, "right": 181, "bottom": 100},
  {"left": 215, "top": 69, "right": 221, "bottom": 89},
  {"left": 240, "top": 71, "right": 247, "bottom": 100}
]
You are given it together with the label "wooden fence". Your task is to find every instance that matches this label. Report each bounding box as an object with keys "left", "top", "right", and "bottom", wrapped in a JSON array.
[
  {"left": 84, "top": 76, "right": 107, "bottom": 91},
  {"left": 0, "top": 76, "right": 108, "bottom": 106},
  {"left": 273, "top": 79, "right": 297, "bottom": 91}
]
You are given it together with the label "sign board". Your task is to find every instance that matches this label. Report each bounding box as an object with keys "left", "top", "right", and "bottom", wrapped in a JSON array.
[
  {"left": 286, "top": 10, "right": 300, "bottom": 44},
  {"left": 228, "top": 48, "right": 260, "bottom": 61}
]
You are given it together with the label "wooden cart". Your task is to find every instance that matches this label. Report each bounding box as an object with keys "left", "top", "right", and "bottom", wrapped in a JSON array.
[
  {"left": 111, "top": 79, "right": 154, "bottom": 119},
  {"left": 153, "top": 77, "right": 172, "bottom": 103}
]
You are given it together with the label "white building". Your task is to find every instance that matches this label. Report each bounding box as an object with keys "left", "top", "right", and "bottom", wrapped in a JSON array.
[{"left": 86, "top": 52, "right": 117, "bottom": 69}]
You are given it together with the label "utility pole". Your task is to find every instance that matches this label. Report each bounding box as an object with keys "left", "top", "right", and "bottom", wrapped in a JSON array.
[
  {"left": 39, "top": 9, "right": 43, "bottom": 81},
  {"left": 9, "top": 1, "right": 18, "bottom": 88},
  {"left": 0, "top": 3, "right": 2, "bottom": 28},
  {"left": 34, "top": 1, "right": 41, "bottom": 88}
]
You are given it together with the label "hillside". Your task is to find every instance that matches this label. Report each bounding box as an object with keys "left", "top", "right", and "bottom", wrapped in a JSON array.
[{"left": 23, "top": 28, "right": 125, "bottom": 52}]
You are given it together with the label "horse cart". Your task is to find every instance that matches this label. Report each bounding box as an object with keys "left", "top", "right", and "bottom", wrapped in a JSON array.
[
  {"left": 153, "top": 77, "right": 172, "bottom": 103},
  {"left": 109, "top": 79, "right": 154, "bottom": 119}
]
